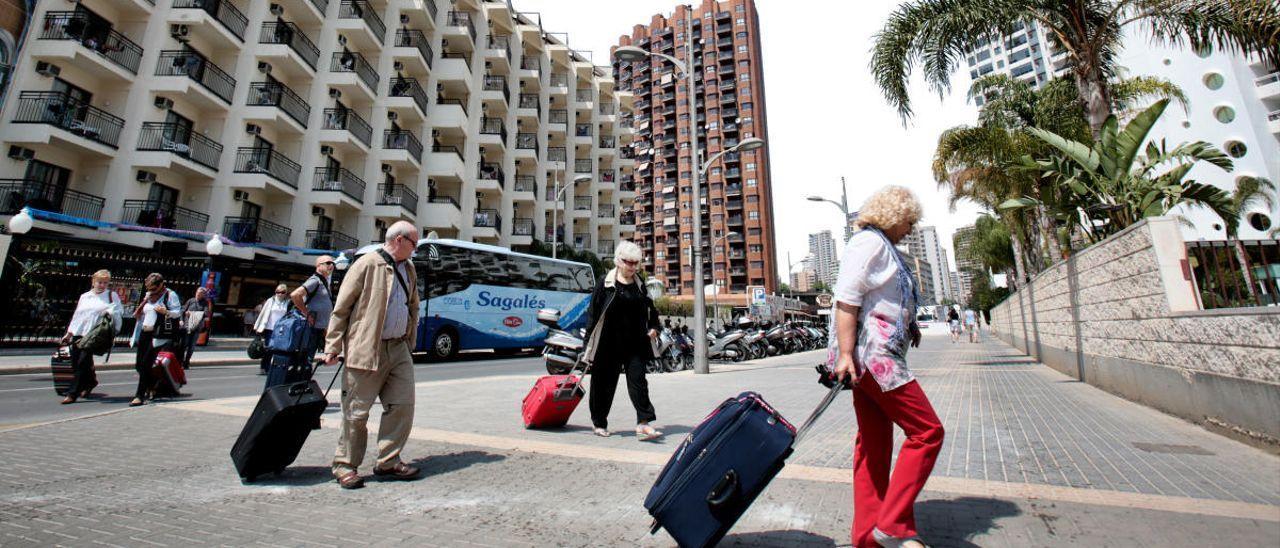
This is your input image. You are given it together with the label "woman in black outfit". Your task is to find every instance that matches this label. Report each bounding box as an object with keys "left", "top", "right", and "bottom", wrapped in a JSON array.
[{"left": 583, "top": 240, "right": 663, "bottom": 441}]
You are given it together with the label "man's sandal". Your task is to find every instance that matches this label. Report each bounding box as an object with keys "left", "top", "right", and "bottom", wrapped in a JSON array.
[
  {"left": 336, "top": 471, "right": 365, "bottom": 489},
  {"left": 372, "top": 462, "right": 420, "bottom": 481}
]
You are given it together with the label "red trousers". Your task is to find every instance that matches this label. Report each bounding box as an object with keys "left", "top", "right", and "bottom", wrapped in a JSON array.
[{"left": 851, "top": 372, "right": 944, "bottom": 547}]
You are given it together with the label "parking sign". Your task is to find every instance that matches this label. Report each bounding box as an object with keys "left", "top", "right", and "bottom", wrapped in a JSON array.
[{"left": 750, "top": 286, "right": 766, "bottom": 305}]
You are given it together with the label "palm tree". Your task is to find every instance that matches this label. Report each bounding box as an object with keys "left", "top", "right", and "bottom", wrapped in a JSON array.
[
  {"left": 1011, "top": 98, "right": 1254, "bottom": 240},
  {"left": 870, "top": 0, "right": 1279, "bottom": 134}
]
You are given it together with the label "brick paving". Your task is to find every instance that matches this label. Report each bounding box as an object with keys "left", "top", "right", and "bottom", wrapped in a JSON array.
[{"left": 0, "top": 331, "right": 1276, "bottom": 546}]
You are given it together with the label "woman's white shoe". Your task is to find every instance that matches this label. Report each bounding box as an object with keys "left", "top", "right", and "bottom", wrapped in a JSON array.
[
  {"left": 593, "top": 427, "right": 611, "bottom": 437},
  {"left": 636, "top": 424, "right": 663, "bottom": 441},
  {"left": 873, "top": 528, "right": 929, "bottom": 548}
]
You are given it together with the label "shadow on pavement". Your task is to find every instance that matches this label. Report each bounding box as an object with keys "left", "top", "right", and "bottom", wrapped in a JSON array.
[
  {"left": 959, "top": 360, "right": 1038, "bottom": 366},
  {"left": 412, "top": 450, "right": 506, "bottom": 478},
  {"left": 245, "top": 465, "right": 337, "bottom": 487},
  {"left": 721, "top": 529, "right": 839, "bottom": 546},
  {"left": 916, "top": 496, "right": 1021, "bottom": 547}
]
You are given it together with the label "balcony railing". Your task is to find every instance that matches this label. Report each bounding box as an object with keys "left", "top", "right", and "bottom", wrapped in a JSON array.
[
  {"left": 309, "top": 0, "right": 330, "bottom": 16},
  {"left": 483, "top": 75, "right": 510, "bottom": 103},
  {"left": 600, "top": 169, "right": 616, "bottom": 182},
  {"left": 259, "top": 22, "right": 320, "bottom": 70},
  {"left": 0, "top": 179, "right": 105, "bottom": 220},
  {"left": 440, "top": 51, "right": 472, "bottom": 71},
  {"left": 173, "top": 0, "right": 247, "bottom": 41},
  {"left": 432, "top": 144, "right": 464, "bottom": 163},
  {"left": 574, "top": 196, "right": 592, "bottom": 210},
  {"left": 247, "top": 81, "right": 310, "bottom": 128},
  {"left": 155, "top": 50, "right": 236, "bottom": 104},
  {"left": 13, "top": 91, "right": 124, "bottom": 148},
  {"left": 222, "top": 216, "right": 290, "bottom": 247},
  {"left": 575, "top": 123, "right": 592, "bottom": 137},
  {"left": 447, "top": 11, "right": 476, "bottom": 41},
  {"left": 512, "top": 217, "right": 534, "bottom": 236},
  {"left": 514, "top": 175, "right": 536, "bottom": 193},
  {"left": 473, "top": 208, "right": 500, "bottom": 229},
  {"left": 598, "top": 204, "right": 616, "bottom": 217},
  {"left": 394, "top": 29, "right": 434, "bottom": 68},
  {"left": 120, "top": 200, "right": 209, "bottom": 232},
  {"left": 620, "top": 147, "right": 636, "bottom": 159},
  {"left": 550, "top": 109, "right": 568, "bottom": 125},
  {"left": 234, "top": 147, "right": 301, "bottom": 187},
  {"left": 547, "top": 147, "right": 566, "bottom": 162},
  {"left": 435, "top": 97, "right": 468, "bottom": 117},
  {"left": 598, "top": 239, "right": 616, "bottom": 255},
  {"left": 619, "top": 214, "right": 636, "bottom": 225},
  {"left": 39, "top": 11, "right": 143, "bottom": 74},
  {"left": 599, "top": 136, "right": 616, "bottom": 148},
  {"left": 488, "top": 35, "right": 512, "bottom": 62},
  {"left": 574, "top": 159, "right": 592, "bottom": 173},
  {"left": 576, "top": 88, "right": 593, "bottom": 102},
  {"left": 339, "top": 1, "right": 386, "bottom": 44},
  {"left": 330, "top": 51, "right": 379, "bottom": 91},
  {"left": 378, "top": 183, "right": 418, "bottom": 214},
  {"left": 137, "top": 122, "right": 222, "bottom": 170},
  {"left": 384, "top": 130, "right": 423, "bottom": 162},
  {"left": 477, "top": 162, "right": 504, "bottom": 185},
  {"left": 518, "top": 93, "right": 540, "bottom": 111},
  {"left": 549, "top": 73, "right": 569, "bottom": 88},
  {"left": 322, "top": 107, "right": 373, "bottom": 146},
  {"left": 520, "top": 57, "right": 540, "bottom": 71},
  {"left": 313, "top": 167, "right": 367, "bottom": 203},
  {"left": 572, "top": 233, "right": 589, "bottom": 248},
  {"left": 480, "top": 117, "right": 507, "bottom": 143},
  {"left": 307, "top": 229, "right": 358, "bottom": 251},
  {"left": 389, "top": 77, "right": 429, "bottom": 115},
  {"left": 516, "top": 133, "right": 538, "bottom": 153},
  {"left": 431, "top": 195, "right": 460, "bottom": 209}
]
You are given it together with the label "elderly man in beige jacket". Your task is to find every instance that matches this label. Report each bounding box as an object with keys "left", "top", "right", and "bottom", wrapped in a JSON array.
[{"left": 323, "top": 220, "right": 421, "bottom": 489}]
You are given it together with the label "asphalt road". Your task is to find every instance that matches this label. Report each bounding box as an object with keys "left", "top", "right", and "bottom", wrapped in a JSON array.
[{"left": 0, "top": 353, "right": 547, "bottom": 428}]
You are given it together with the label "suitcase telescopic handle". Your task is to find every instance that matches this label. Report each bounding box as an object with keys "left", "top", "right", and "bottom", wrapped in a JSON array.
[{"left": 792, "top": 382, "right": 845, "bottom": 448}]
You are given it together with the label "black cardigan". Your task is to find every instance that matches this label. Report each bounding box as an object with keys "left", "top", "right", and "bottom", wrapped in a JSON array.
[{"left": 584, "top": 271, "right": 661, "bottom": 346}]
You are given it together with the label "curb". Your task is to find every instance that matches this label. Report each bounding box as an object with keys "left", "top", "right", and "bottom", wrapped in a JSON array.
[{"left": 0, "top": 357, "right": 259, "bottom": 376}]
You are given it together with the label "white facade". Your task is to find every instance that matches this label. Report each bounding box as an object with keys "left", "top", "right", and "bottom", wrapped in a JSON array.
[
  {"left": 965, "top": 25, "right": 1279, "bottom": 240},
  {"left": 902, "top": 225, "right": 952, "bottom": 304},
  {"left": 808, "top": 229, "right": 838, "bottom": 288},
  {"left": 0, "top": 0, "right": 636, "bottom": 266}
]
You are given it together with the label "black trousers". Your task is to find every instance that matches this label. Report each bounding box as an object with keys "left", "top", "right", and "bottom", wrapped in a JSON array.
[
  {"left": 134, "top": 333, "right": 158, "bottom": 400},
  {"left": 67, "top": 337, "right": 97, "bottom": 396},
  {"left": 588, "top": 352, "right": 657, "bottom": 430},
  {"left": 182, "top": 331, "right": 201, "bottom": 367},
  {"left": 258, "top": 330, "right": 273, "bottom": 372}
]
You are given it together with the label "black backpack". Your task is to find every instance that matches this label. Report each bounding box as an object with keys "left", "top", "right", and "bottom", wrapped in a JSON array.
[{"left": 75, "top": 293, "right": 118, "bottom": 357}]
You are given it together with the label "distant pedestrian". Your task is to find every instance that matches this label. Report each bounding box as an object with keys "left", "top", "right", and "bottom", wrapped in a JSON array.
[
  {"left": 181, "top": 287, "right": 212, "bottom": 369},
  {"left": 59, "top": 270, "right": 123, "bottom": 404},
  {"left": 963, "top": 308, "right": 978, "bottom": 343},
  {"left": 583, "top": 240, "right": 663, "bottom": 441},
  {"left": 243, "top": 305, "right": 258, "bottom": 336},
  {"left": 947, "top": 308, "right": 961, "bottom": 344},
  {"left": 830, "top": 186, "right": 943, "bottom": 548},
  {"left": 253, "top": 285, "right": 291, "bottom": 375},
  {"left": 323, "top": 221, "right": 422, "bottom": 490},
  {"left": 291, "top": 255, "right": 336, "bottom": 358},
  {"left": 129, "top": 273, "right": 182, "bottom": 407}
]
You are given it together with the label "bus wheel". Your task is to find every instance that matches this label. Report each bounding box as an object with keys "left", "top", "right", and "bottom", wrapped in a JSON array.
[{"left": 431, "top": 329, "right": 459, "bottom": 361}]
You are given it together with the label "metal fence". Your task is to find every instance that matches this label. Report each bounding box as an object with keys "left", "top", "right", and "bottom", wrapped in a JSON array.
[{"left": 1186, "top": 240, "right": 1280, "bottom": 309}]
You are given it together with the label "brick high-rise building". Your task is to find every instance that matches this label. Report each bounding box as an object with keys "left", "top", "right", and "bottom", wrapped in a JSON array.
[{"left": 613, "top": 0, "right": 776, "bottom": 298}]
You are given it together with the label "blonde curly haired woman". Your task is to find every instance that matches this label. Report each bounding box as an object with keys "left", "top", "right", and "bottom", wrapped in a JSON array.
[{"left": 830, "top": 186, "right": 944, "bottom": 548}]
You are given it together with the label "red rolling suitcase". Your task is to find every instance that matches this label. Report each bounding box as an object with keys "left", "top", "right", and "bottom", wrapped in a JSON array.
[{"left": 522, "top": 373, "right": 585, "bottom": 428}]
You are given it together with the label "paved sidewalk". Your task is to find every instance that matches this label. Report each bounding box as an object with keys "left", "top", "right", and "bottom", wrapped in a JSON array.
[{"left": 1, "top": 332, "right": 1276, "bottom": 546}]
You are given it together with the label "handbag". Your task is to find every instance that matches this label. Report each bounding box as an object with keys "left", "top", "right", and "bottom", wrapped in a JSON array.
[
  {"left": 150, "top": 290, "right": 180, "bottom": 339},
  {"left": 247, "top": 333, "right": 265, "bottom": 359},
  {"left": 582, "top": 291, "right": 617, "bottom": 366}
]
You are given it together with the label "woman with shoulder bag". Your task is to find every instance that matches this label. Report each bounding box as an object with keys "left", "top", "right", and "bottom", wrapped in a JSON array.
[
  {"left": 583, "top": 240, "right": 663, "bottom": 441},
  {"left": 59, "top": 269, "right": 123, "bottom": 404},
  {"left": 252, "top": 284, "right": 291, "bottom": 375},
  {"left": 129, "top": 273, "right": 182, "bottom": 407}
]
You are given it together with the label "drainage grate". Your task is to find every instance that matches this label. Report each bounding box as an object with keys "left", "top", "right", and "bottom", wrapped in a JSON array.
[{"left": 1132, "top": 442, "right": 1214, "bottom": 455}]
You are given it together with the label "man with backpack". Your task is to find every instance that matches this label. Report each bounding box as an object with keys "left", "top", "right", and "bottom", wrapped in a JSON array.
[
  {"left": 59, "top": 270, "right": 123, "bottom": 404},
  {"left": 291, "top": 255, "right": 336, "bottom": 360}
]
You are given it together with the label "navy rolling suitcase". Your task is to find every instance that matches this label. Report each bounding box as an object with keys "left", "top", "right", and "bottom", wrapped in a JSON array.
[
  {"left": 645, "top": 383, "right": 844, "bottom": 547},
  {"left": 230, "top": 359, "right": 341, "bottom": 482}
]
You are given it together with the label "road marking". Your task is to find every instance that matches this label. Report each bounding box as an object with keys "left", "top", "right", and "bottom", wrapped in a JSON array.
[{"left": 168, "top": 378, "right": 1280, "bottom": 524}]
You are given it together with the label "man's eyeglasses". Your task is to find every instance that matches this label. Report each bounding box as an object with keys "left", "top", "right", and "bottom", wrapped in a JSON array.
[
  {"left": 320, "top": 261, "right": 336, "bottom": 266},
  {"left": 275, "top": 290, "right": 287, "bottom": 295}
]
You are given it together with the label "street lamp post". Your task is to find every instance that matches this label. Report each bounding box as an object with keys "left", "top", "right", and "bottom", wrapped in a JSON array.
[
  {"left": 807, "top": 176, "right": 852, "bottom": 241},
  {"left": 551, "top": 172, "right": 591, "bottom": 259},
  {"left": 616, "top": 37, "right": 765, "bottom": 375}
]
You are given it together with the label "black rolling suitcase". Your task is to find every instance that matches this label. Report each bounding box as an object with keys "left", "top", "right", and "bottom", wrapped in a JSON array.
[
  {"left": 51, "top": 346, "right": 74, "bottom": 396},
  {"left": 231, "top": 359, "right": 342, "bottom": 482}
]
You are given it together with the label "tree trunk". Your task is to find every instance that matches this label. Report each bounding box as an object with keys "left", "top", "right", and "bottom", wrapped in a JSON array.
[
  {"left": 1075, "top": 68, "right": 1112, "bottom": 137},
  {"left": 1038, "top": 205, "right": 1063, "bottom": 265},
  {"left": 1009, "top": 230, "right": 1028, "bottom": 293}
]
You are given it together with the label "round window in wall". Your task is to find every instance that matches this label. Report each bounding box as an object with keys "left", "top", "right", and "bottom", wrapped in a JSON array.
[
  {"left": 1202, "top": 72, "right": 1224, "bottom": 90},
  {"left": 1181, "top": 120, "right": 1191, "bottom": 128},
  {"left": 1213, "top": 105, "right": 1236, "bottom": 123},
  {"left": 1248, "top": 212, "right": 1273, "bottom": 232},
  {"left": 1224, "top": 140, "right": 1247, "bottom": 158}
]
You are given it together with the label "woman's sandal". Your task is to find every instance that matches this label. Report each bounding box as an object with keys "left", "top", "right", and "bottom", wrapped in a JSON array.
[
  {"left": 129, "top": 398, "right": 145, "bottom": 407},
  {"left": 60, "top": 395, "right": 76, "bottom": 405},
  {"left": 593, "top": 427, "right": 611, "bottom": 437},
  {"left": 636, "top": 424, "right": 663, "bottom": 441}
]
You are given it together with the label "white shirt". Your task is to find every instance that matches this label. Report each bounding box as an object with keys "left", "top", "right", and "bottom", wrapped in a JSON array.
[
  {"left": 254, "top": 296, "right": 290, "bottom": 333},
  {"left": 67, "top": 289, "right": 122, "bottom": 336},
  {"left": 831, "top": 230, "right": 916, "bottom": 391},
  {"left": 381, "top": 260, "right": 410, "bottom": 340}
]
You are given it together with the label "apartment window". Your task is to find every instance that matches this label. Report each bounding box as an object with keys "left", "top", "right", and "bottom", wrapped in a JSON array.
[
  {"left": 656, "top": 252, "right": 665, "bottom": 260},
  {"left": 748, "top": 211, "right": 759, "bottom": 220},
  {"left": 679, "top": 142, "right": 689, "bottom": 149},
  {"left": 741, "top": 88, "right": 751, "bottom": 97},
  {"left": 736, "top": 17, "right": 744, "bottom": 25},
  {"left": 676, "top": 33, "right": 684, "bottom": 41},
  {"left": 739, "top": 73, "right": 749, "bottom": 81},
  {"left": 682, "top": 233, "right": 692, "bottom": 241},
  {"left": 750, "top": 261, "right": 764, "bottom": 269},
  {"left": 679, "top": 113, "right": 690, "bottom": 120},
  {"left": 747, "top": 178, "right": 757, "bottom": 187},
  {"left": 737, "top": 45, "right": 746, "bottom": 53},
  {"left": 736, "top": 4, "right": 744, "bottom": 12},
  {"left": 746, "top": 162, "right": 756, "bottom": 171},
  {"left": 742, "top": 102, "right": 752, "bottom": 111},
  {"left": 736, "top": 32, "right": 747, "bottom": 39},
  {"left": 680, "top": 127, "right": 688, "bottom": 135},
  {"left": 748, "top": 228, "right": 761, "bottom": 236},
  {"left": 711, "top": 167, "right": 722, "bottom": 175},
  {"left": 747, "top": 195, "right": 758, "bottom": 203},
  {"left": 738, "top": 59, "right": 748, "bottom": 68},
  {"left": 997, "top": 60, "right": 1005, "bottom": 69},
  {"left": 742, "top": 116, "right": 753, "bottom": 124},
  {"left": 749, "top": 244, "right": 762, "bottom": 253}
]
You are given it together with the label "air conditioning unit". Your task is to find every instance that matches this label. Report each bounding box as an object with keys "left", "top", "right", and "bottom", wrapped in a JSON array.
[
  {"left": 269, "top": 3, "right": 283, "bottom": 16},
  {"left": 320, "top": 145, "right": 333, "bottom": 156},
  {"left": 153, "top": 96, "right": 174, "bottom": 110},
  {"left": 381, "top": 164, "right": 393, "bottom": 173},
  {"left": 34, "top": 61, "right": 60, "bottom": 77},
  {"left": 233, "top": 190, "right": 248, "bottom": 201},
  {"left": 337, "top": 34, "right": 348, "bottom": 46},
  {"left": 136, "top": 170, "right": 157, "bottom": 183},
  {"left": 387, "top": 111, "right": 398, "bottom": 121},
  {"left": 393, "top": 61, "right": 404, "bottom": 71},
  {"left": 245, "top": 123, "right": 261, "bottom": 135},
  {"left": 7, "top": 146, "right": 34, "bottom": 160},
  {"left": 170, "top": 24, "right": 189, "bottom": 39},
  {"left": 257, "top": 61, "right": 272, "bottom": 74},
  {"left": 399, "top": 14, "right": 409, "bottom": 24},
  {"left": 312, "top": 206, "right": 326, "bottom": 216},
  {"left": 328, "top": 88, "right": 342, "bottom": 99}
]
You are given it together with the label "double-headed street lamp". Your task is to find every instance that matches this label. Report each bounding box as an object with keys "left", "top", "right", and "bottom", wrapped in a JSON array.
[
  {"left": 551, "top": 173, "right": 592, "bottom": 259},
  {"left": 615, "top": 34, "right": 766, "bottom": 375},
  {"left": 806, "top": 176, "right": 853, "bottom": 242}
]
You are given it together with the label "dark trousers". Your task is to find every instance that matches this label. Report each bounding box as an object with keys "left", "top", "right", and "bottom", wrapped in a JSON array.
[
  {"left": 588, "top": 352, "right": 657, "bottom": 430},
  {"left": 258, "top": 330, "right": 273, "bottom": 372},
  {"left": 67, "top": 338, "right": 97, "bottom": 396},
  {"left": 182, "top": 331, "right": 202, "bottom": 367},
  {"left": 134, "top": 333, "right": 158, "bottom": 400}
]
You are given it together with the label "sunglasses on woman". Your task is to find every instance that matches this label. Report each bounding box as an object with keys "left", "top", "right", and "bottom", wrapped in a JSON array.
[{"left": 621, "top": 259, "right": 640, "bottom": 266}]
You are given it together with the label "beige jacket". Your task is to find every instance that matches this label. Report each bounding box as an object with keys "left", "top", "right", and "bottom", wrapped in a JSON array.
[{"left": 324, "top": 249, "right": 420, "bottom": 371}]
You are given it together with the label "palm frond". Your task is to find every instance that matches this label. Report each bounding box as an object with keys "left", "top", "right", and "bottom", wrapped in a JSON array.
[
  {"left": 1110, "top": 76, "right": 1190, "bottom": 113},
  {"left": 1130, "top": 0, "right": 1280, "bottom": 70}
]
